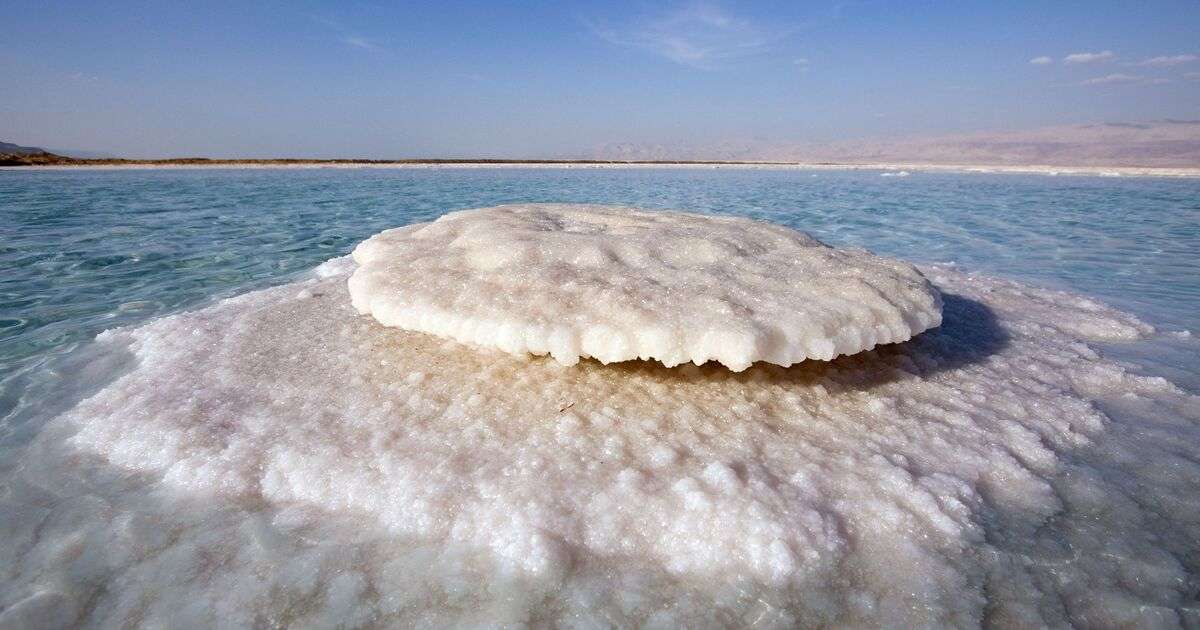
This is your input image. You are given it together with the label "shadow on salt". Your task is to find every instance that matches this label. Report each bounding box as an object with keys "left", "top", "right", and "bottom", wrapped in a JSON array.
[{"left": 597, "top": 292, "right": 1007, "bottom": 393}]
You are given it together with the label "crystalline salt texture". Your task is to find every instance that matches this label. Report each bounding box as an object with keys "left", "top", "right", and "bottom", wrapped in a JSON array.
[
  {"left": 33, "top": 253, "right": 1197, "bottom": 628},
  {"left": 347, "top": 204, "right": 943, "bottom": 371}
]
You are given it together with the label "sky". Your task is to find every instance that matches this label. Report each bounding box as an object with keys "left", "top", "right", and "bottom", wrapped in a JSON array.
[{"left": 2, "top": 0, "right": 1199, "bottom": 158}]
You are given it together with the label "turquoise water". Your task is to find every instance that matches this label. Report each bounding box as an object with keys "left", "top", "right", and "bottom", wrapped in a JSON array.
[
  {"left": 3, "top": 167, "right": 1200, "bottom": 626},
  {"left": 2, "top": 167, "right": 1199, "bottom": 418}
]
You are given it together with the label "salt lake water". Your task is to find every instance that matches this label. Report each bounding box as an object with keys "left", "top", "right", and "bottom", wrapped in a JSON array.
[
  {"left": 1, "top": 167, "right": 1198, "bottom": 627},
  {"left": 3, "top": 168, "right": 1197, "bottom": 400}
]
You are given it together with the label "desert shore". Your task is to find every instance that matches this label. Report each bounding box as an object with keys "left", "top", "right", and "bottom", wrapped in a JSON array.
[{"left": 5, "top": 160, "right": 1199, "bottom": 178}]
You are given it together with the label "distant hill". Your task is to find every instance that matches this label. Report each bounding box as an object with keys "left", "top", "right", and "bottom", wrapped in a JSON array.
[
  {"left": 596, "top": 120, "right": 1200, "bottom": 168},
  {"left": 0, "top": 141, "right": 74, "bottom": 165},
  {"left": 0, "top": 141, "right": 50, "bottom": 155},
  {"left": 0, "top": 141, "right": 115, "bottom": 160}
]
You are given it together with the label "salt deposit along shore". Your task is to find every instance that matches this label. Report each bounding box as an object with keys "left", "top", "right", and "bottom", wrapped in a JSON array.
[
  {"left": 7, "top": 161, "right": 1200, "bottom": 178},
  {"left": 3, "top": 232, "right": 1198, "bottom": 626}
]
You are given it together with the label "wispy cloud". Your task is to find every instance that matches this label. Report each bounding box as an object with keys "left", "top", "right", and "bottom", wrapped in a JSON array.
[
  {"left": 311, "top": 15, "right": 384, "bottom": 52},
  {"left": 66, "top": 71, "right": 101, "bottom": 84},
  {"left": 1080, "top": 73, "right": 1135, "bottom": 85},
  {"left": 1134, "top": 54, "right": 1197, "bottom": 67},
  {"left": 1029, "top": 56, "right": 1053, "bottom": 65},
  {"left": 1064, "top": 50, "right": 1114, "bottom": 64},
  {"left": 344, "top": 36, "right": 379, "bottom": 51},
  {"left": 589, "top": 2, "right": 793, "bottom": 69},
  {"left": 1080, "top": 73, "right": 1168, "bottom": 86}
]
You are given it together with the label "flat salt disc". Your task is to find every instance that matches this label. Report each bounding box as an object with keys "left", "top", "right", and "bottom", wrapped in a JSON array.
[{"left": 348, "top": 204, "right": 942, "bottom": 371}]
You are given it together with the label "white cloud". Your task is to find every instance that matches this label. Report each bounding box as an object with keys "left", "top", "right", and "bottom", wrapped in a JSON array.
[
  {"left": 1080, "top": 73, "right": 1168, "bottom": 86},
  {"left": 311, "top": 16, "right": 383, "bottom": 52},
  {"left": 344, "top": 36, "right": 379, "bottom": 51},
  {"left": 1135, "top": 54, "right": 1198, "bottom": 67},
  {"left": 794, "top": 57, "right": 809, "bottom": 65},
  {"left": 1185, "top": 72, "right": 1200, "bottom": 81},
  {"left": 66, "top": 71, "right": 101, "bottom": 84},
  {"left": 1029, "top": 56, "right": 1053, "bottom": 65},
  {"left": 590, "top": 2, "right": 791, "bottom": 69},
  {"left": 1064, "top": 51, "right": 1114, "bottom": 64}
]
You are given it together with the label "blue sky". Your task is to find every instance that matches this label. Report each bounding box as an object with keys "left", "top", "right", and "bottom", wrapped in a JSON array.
[{"left": 2, "top": 1, "right": 1198, "bottom": 157}]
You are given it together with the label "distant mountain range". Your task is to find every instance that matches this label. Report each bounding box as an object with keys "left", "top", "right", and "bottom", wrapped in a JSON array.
[
  {"left": 595, "top": 120, "right": 1200, "bottom": 168},
  {"left": 5, "top": 119, "right": 1200, "bottom": 168}
]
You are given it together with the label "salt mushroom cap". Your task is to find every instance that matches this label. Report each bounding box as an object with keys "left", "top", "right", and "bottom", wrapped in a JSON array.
[{"left": 348, "top": 204, "right": 942, "bottom": 371}]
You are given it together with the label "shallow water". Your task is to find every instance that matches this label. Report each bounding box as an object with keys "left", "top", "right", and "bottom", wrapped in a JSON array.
[
  {"left": 1, "top": 168, "right": 1199, "bottom": 627},
  {"left": 2, "top": 168, "right": 1197, "bottom": 381}
]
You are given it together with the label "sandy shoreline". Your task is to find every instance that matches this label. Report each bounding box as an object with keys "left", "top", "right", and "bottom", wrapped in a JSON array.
[{"left": 5, "top": 160, "right": 1199, "bottom": 178}]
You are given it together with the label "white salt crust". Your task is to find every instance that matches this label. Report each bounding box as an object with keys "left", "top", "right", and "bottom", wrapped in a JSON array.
[
  {"left": 5, "top": 257, "right": 1198, "bottom": 628},
  {"left": 347, "top": 204, "right": 943, "bottom": 371}
]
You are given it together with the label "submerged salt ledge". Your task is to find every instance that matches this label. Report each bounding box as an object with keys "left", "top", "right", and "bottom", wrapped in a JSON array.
[
  {"left": 348, "top": 204, "right": 942, "bottom": 371},
  {"left": 9, "top": 254, "right": 1197, "bottom": 627}
]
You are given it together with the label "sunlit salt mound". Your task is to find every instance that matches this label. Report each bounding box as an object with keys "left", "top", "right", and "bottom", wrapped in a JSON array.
[
  {"left": 44, "top": 260, "right": 1194, "bottom": 628},
  {"left": 348, "top": 204, "right": 942, "bottom": 371}
]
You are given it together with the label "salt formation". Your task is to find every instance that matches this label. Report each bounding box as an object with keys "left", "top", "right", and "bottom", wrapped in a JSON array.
[
  {"left": 347, "top": 204, "right": 942, "bottom": 371},
  {"left": 6, "top": 253, "right": 1197, "bottom": 628}
]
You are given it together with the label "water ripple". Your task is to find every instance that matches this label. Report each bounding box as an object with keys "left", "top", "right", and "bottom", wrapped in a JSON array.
[{"left": 1, "top": 167, "right": 1197, "bottom": 392}]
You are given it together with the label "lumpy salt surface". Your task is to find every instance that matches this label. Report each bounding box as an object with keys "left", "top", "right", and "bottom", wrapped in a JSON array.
[
  {"left": 348, "top": 204, "right": 942, "bottom": 371},
  {"left": 5, "top": 252, "right": 1199, "bottom": 628}
]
